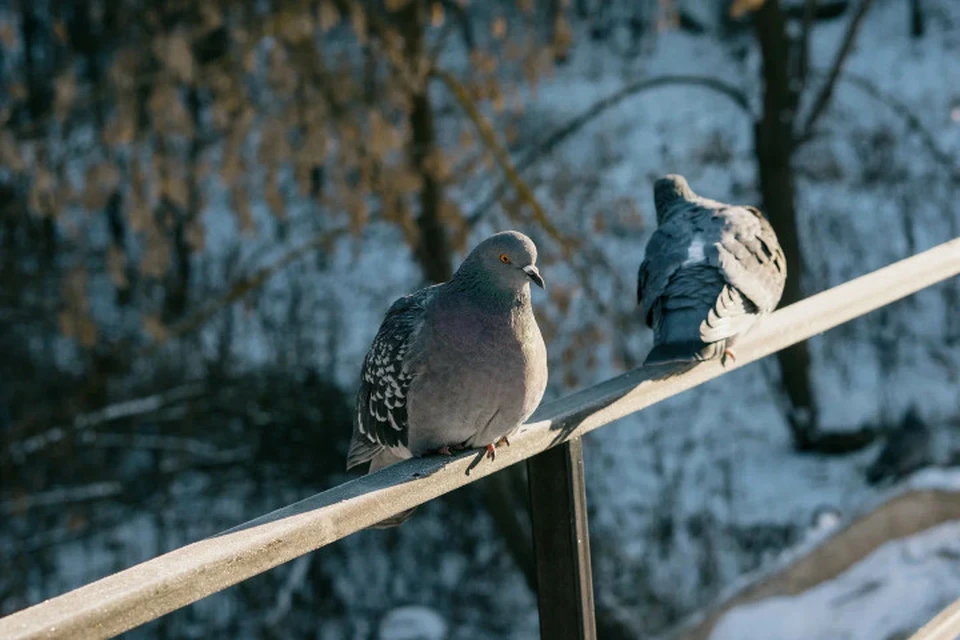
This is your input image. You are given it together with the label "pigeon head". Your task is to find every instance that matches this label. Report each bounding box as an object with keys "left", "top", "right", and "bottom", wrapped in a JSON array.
[
  {"left": 454, "top": 231, "right": 545, "bottom": 294},
  {"left": 653, "top": 174, "right": 698, "bottom": 225}
]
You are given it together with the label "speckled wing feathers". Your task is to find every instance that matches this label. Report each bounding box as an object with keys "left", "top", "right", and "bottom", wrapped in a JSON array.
[
  {"left": 346, "top": 285, "right": 438, "bottom": 471},
  {"left": 715, "top": 206, "right": 786, "bottom": 314}
]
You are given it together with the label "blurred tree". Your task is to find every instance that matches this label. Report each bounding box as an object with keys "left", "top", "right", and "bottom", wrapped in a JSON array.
[
  {"left": 750, "top": 0, "right": 874, "bottom": 450},
  {"left": 0, "top": 0, "right": 619, "bottom": 635}
]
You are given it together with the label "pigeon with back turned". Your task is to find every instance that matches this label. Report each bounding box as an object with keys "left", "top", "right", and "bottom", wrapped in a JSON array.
[
  {"left": 347, "top": 231, "right": 548, "bottom": 527},
  {"left": 638, "top": 175, "right": 786, "bottom": 365}
]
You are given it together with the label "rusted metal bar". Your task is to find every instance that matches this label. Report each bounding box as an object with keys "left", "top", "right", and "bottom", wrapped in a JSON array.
[
  {"left": 0, "top": 237, "right": 958, "bottom": 640},
  {"left": 528, "top": 437, "right": 597, "bottom": 640}
]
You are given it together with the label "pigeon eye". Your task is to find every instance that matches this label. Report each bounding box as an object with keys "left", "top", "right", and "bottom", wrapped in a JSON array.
[{"left": 499, "top": 253, "right": 511, "bottom": 264}]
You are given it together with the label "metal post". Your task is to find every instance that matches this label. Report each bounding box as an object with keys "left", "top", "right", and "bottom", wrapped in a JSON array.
[{"left": 527, "top": 437, "right": 597, "bottom": 640}]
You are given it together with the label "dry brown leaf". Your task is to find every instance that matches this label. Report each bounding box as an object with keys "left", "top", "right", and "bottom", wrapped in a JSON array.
[
  {"left": 265, "top": 169, "right": 286, "bottom": 218},
  {"left": 552, "top": 15, "right": 573, "bottom": 59},
  {"left": 729, "top": 0, "right": 766, "bottom": 18},
  {"left": 431, "top": 2, "right": 445, "bottom": 27},
  {"left": 29, "top": 167, "right": 57, "bottom": 217},
  {"left": 394, "top": 166, "right": 423, "bottom": 194},
  {"left": 0, "top": 130, "right": 25, "bottom": 172},
  {"left": 62, "top": 266, "right": 88, "bottom": 303},
  {"left": 422, "top": 149, "right": 451, "bottom": 182},
  {"left": 58, "top": 310, "right": 76, "bottom": 340},
  {"left": 258, "top": 117, "right": 291, "bottom": 166},
  {"left": 345, "top": 191, "right": 369, "bottom": 234},
  {"left": 143, "top": 315, "right": 169, "bottom": 341},
  {"left": 231, "top": 184, "right": 256, "bottom": 234},
  {"left": 52, "top": 20, "right": 68, "bottom": 43},
  {"left": 201, "top": 4, "right": 224, "bottom": 29},
  {"left": 492, "top": 16, "right": 507, "bottom": 39},
  {"left": 78, "top": 315, "right": 98, "bottom": 348},
  {"left": 104, "top": 104, "right": 137, "bottom": 146},
  {"left": 319, "top": 0, "right": 341, "bottom": 31},
  {"left": 279, "top": 9, "right": 314, "bottom": 44},
  {"left": 53, "top": 71, "right": 77, "bottom": 122},
  {"left": 187, "top": 219, "right": 206, "bottom": 252},
  {"left": 161, "top": 173, "right": 190, "bottom": 210},
  {"left": 129, "top": 175, "right": 151, "bottom": 233},
  {"left": 141, "top": 227, "right": 172, "bottom": 278},
  {"left": 439, "top": 197, "right": 461, "bottom": 223},
  {"left": 0, "top": 20, "right": 17, "bottom": 48},
  {"left": 167, "top": 31, "right": 195, "bottom": 82},
  {"left": 350, "top": 3, "right": 368, "bottom": 43},
  {"left": 107, "top": 245, "right": 128, "bottom": 288},
  {"left": 8, "top": 82, "right": 26, "bottom": 100}
]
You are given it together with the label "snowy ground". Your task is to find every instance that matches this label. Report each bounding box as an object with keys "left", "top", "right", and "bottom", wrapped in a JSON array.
[{"left": 710, "top": 518, "right": 960, "bottom": 640}]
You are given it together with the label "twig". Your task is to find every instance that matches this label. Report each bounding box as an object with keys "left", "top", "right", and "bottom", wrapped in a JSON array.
[
  {"left": 432, "top": 68, "right": 622, "bottom": 316},
  {"left": 0, "top": 482, "right": 124, "bottom": 515},
  {"left": 799, "top": 0, "right": 876, "bottom": 138},
  {"left": 432, "top": 68, "right": 572, "bottom": 250},
  {"left": 796, "top": 0, "right": 818, "bottom": 93},
  {"left": 6, "top": 385, "right": 206, "bottom": 460},
  {"left": 426, "top": 0, "right": 475, "bottom": 67},
  {"left": 264, "top": 555, "right": 312, "bottom": 627},
  {"left": 466, "top": 74, "right": 752, "bottom": 226},
  {"left": 78, "top": 432, "right": 234, "bottom": 459},
  {"left": 798, "top": 71, "right": 959, "bottom": 181},
  {"left": 138, "top": 227, "right": 348, "bottom": 358}
]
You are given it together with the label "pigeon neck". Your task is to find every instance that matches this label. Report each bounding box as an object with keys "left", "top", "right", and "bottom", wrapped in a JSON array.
[{"left": 447, "top": 269, "right": 530, "bottom": 313}]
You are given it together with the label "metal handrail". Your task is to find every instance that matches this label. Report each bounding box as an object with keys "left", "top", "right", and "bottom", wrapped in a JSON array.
[{"left": 1, "top": 237, "right": 958, "bottom": 640}]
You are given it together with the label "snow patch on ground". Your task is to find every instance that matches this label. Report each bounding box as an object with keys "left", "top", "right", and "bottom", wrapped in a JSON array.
[{"left": 710, "top": 519, "right": 960, "bottom": 640}]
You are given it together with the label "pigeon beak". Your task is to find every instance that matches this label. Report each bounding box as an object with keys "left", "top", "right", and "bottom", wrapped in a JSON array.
[{"left": 522, "top": 264, "right": 545, "bottom": 289}]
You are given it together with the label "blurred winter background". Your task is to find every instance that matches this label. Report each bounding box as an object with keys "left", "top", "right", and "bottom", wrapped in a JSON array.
[{"left": 1, "top": 0, "right": 958, "bottom": 638}]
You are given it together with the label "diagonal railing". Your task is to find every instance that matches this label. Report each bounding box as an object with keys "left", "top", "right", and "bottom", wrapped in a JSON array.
[
  {"left": 909, "top": 595, "right": 960, "bottom": 640},
  {"left": 1, "top": 237, "right": 958, "bottom": 640}
]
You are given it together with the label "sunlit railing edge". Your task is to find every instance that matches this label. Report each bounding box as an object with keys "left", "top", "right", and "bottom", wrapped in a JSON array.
[{"left": 0, "top": 237, "right": 957, "bottom": 640}]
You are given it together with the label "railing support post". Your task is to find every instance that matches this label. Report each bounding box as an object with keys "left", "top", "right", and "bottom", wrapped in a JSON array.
[{"left": 527, "top": 436, "right": 597, "bottom": 640}]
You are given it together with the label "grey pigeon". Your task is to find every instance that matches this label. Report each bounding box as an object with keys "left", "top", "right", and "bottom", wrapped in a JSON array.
[
  {"left": 637, "top": 175, "right": 786, "bottom": 365},
  {"left": 865, "top": 406, "right": 932, "bottom": 485},
  {"left": 347, "top": 231, "right": 549, "bottom": 527}
]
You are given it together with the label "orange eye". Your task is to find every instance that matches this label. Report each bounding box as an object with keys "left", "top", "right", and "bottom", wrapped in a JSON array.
[{"left": 499, "top": 253, "right": 511, "bottom": 264}]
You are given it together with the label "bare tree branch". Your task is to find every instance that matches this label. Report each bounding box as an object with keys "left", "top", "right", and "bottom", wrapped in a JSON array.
[
  {"left": 466, "top": 74, "right": 752, "bottom": 226},
  {"left": 141, "top": 227, "right": 349, "bottom": 358},
  {"left": 432, "top": 68, "right": 623, "bottom": 316},
  {"left": 796, "top": 0, "right": 818, "bottom": 93},
  {"left": 432, "top": 68, "right": 572, "bottom": 249},
  {"left": 6, "top": 385, "right": 206, "bottom": 460},
  {"left": 0, "top": 482, "right": 124, "bottom": 515},
  {"left": 799, "top": 0, "right": 876, "bottom": 138},
  {"left": 802, "top": 71, "right": 959, "bottom": 181}
]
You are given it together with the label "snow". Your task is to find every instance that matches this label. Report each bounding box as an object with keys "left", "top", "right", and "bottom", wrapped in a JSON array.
[
  {"left": 378, "top": 606, "right": 448, "bottom": 640},
  {"left": 710, "top": 520, "right": 960, "bottom": 640}
]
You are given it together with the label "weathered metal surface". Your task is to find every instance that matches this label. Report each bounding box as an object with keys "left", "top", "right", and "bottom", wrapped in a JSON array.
[
  {"left": 0, "top": 237, "right": 958, "bottom": 639},
  {"left": 528, "top": 438, "right": 597, "bottom": 640}
]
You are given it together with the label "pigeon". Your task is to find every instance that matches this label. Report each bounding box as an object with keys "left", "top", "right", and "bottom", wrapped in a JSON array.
[
  {"left": 347, "top": 231, "right": 549, "bottom": 527},
  {"left": 637, "top": 174, "right": 786, "bottom": 366},
  {"left": 865, "top": 406, "right": 932, "bottom": 485}
]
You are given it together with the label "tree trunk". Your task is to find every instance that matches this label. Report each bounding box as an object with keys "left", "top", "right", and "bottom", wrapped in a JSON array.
[
  {"left": 753, "top": 1, "right": 820, "bottom": 449},
  {"left": 401, "top": 0, "right": 453, "bottom": 285},
  {"left": 910, "top": 0, "right": 924, "bottom": 38}
]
